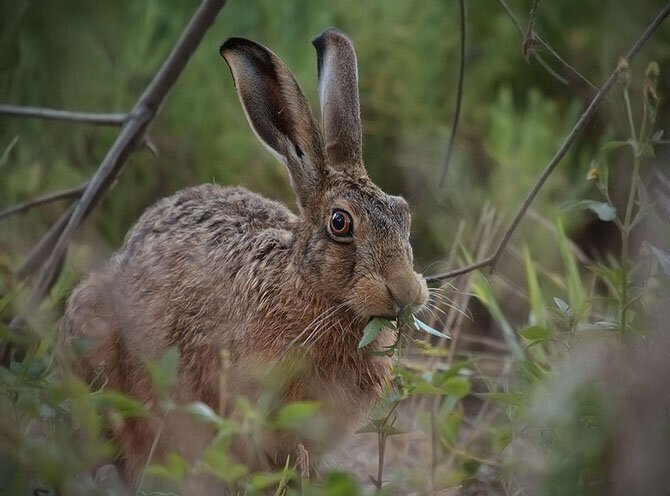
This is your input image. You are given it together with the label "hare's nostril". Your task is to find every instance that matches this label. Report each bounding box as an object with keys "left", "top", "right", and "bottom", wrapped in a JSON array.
[{"left": 387, "top": 279, "right": 418, "bottom": 309}]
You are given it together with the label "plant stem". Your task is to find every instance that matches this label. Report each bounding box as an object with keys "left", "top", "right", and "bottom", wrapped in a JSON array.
[
  {"left": 439, "top": 0, "right": 466, "bottom": 187},
  {"left": 619, "top": 87, "right": 644, "bottom": 338},
  {"left": 623, "top": 87, "right": 638, "bottom": 146},
  {"left": 376, "top": 431, "right": 387, "bottom": 491},
  {"left": 136, "top": 418, "right": 165, "bottom": 494}
]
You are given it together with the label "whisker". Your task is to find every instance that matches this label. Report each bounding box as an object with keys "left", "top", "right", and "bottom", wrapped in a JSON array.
[
  {"left": 280, "top": 302, "right": 347, "bottom": 359},
  {"left": 300, "top": 302, "right": 347, "bottom": 347}
]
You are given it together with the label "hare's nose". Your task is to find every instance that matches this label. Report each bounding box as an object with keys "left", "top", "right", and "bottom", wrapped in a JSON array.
[{"left": 386, "top": 273, "right": 422, "bottom": 309}]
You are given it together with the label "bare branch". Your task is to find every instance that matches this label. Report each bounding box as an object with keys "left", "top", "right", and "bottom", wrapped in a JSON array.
[
  {"left": 0, "top": 104, "right": 126, "bottom": 126},
  {"left": 535, "top": 34, "right": 599, "bottom": 92},
  {"left": 496, "top": 0, "right": 523, "bottom": 35},
  {"left": 533, "top": 52, "right": 569, "bottom": 85},
  {"left": 18, "top": 0, "right": 227, "bottom": 306},
  {"left": 523, "top": 0, "right": 542, "bottom": 59},
  {"left": 439, "top": 0, "right": 466, "bottom": 187},
  {"left": 496, "top": 0, "right": 596, "bottom": 90},
  {"left": 427, "top": 2, "right": 670, "bottom": 283},
  {"left": 0, "top": 183, "right": 86, "bottom": 220}
]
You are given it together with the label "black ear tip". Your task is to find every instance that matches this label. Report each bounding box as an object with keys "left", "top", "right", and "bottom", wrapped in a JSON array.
[
  {"left": 219, "top": 37, "right": 246, "bottom": 57},
  {"left": 311, "top": 27, "right": 348, "bottom": 49},
  {"left": 219, "top": 37, "right": 270, "bottom": 60}
]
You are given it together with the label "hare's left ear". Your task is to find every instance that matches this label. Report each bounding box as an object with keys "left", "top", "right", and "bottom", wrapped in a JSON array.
[
  {"left": 312, "top": 28, "right": 366, "bottom": 176},
  {"left": 220, "top": 38, "right": 326, "bottom": 212}
]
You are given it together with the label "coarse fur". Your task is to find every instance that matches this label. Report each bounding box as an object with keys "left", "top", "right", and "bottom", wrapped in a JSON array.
[{"left": 61, "top": 28, "right": 428, "bottom": 491}]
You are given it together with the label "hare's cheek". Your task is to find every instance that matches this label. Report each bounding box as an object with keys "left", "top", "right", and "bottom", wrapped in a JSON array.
[{"left": 319, "top": 241, "right": 356, "bottom": 283}]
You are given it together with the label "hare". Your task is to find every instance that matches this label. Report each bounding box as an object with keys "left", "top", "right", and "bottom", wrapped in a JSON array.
[{"left": 61, "top": 28, "right": 428, "bottom": 489}]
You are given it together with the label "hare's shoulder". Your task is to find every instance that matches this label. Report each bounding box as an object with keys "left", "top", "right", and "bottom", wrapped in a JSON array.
[{"left": 120, "top": 184, "right": 297, "bottom": 259}]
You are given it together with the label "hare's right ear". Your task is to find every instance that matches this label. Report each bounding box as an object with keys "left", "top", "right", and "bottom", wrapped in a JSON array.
[
  {"left": 312, "top": 28, "right": 365, "bottom": 176},
  {"left": 220, "top": 38, "right": 326, "bottom": 211}
]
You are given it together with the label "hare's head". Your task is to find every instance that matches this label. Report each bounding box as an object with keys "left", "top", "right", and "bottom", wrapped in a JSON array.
[{"left": 220, "top": 28, "right": 427, "bottom": 321}]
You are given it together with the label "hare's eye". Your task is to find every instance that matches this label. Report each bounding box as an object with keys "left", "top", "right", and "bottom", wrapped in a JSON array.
[{"left": 330, "top": 210, "right": 353, "bottom": 237}]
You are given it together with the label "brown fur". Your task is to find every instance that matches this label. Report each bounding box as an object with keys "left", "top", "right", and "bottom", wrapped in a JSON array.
[{"left": 61, "top": 29, "right": 428, "bottom": 491}]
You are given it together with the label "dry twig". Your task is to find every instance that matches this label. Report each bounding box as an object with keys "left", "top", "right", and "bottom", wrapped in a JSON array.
[
  {"left": 439, "top": 0, "right": 466, "bottom": 187},
  {"left": 0, "top": 104, "right": 126, "bottom": 126},
  {"left": 496, "top": 0, "right": 596, "bottom": 90},
  {"left": 523, "top": 0, "right": 542, "bottom": 59},
  {"left": 0, "top": 183, "right": 87, "bottom": 221}
]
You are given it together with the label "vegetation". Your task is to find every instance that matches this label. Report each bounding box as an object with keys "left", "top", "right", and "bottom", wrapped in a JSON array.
[{"left": 1, "top": 0, "right": 669, "bottom": 494}]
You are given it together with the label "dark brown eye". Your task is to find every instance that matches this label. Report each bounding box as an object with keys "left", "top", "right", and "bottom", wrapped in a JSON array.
[{"left": 330, "top": 209, "right": 353, "bottom": 237}]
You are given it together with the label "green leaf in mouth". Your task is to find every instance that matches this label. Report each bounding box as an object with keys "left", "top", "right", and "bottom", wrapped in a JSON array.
[
  {"left": 413, "top": 316, "right": 451, "bottom": 340},
  {"left": 358, "top": 317, "right": 395, "bottom": 349}
]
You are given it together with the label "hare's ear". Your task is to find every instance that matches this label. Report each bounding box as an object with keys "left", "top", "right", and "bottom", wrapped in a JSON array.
[
  {"left": 312, "top": 28, "right": 365, "bottom": 175},
  {"left": 220, "top": 38, "right": 326, "bottom": 210}
]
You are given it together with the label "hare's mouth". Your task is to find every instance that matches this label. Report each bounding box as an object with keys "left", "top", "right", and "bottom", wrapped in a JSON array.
[{"left": 370, "top": 311, "right": 400, "bottom": 321}]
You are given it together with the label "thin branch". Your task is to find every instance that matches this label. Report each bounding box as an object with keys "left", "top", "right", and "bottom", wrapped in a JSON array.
[
  {"left": 17, "top": 0, "right": 227, "bottom": 307},
  {"left": 496, "top": 0, "right": 596, "bottom": 91},
  {"left": 439, "top": 0, "right": 466, "bottom": 187},
  {"left": 0, "top": 104, "right": 126, "bottom": 126},
  {"left": 535, "top": 34, "right": 599, "bottom": 92},
  {"left": 523, "top": 0, "right": 542, "bottom": 59},
  {"left": 426, "top": 2, "right": 670, "bottom": 283},
  {"left": 0, "top": 183, "right": 86, "bottom": 221},
  {"left": 497, "top": 0, "right": 524, "bottom": 35},
  {"left": 533, "top": 53, "right": 569, "bottom": 85}
]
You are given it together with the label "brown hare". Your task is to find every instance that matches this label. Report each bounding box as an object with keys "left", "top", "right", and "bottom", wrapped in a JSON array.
[{"left": 61, "top": 28, "right": 428, "bottom": 490}]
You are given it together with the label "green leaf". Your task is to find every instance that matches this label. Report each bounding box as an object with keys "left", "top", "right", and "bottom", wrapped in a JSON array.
[
  {"left": 355, "top": 421, "right": 378, "bottom": 434},
  {"left": 413, "top": 316, "right": 450, "bottom": 340},
  {"left": 250, "top": 469, "right": 296, "bottom": 490},
  {"left": 561, "top": 200, "right": 617, "bottom": 222},
  {"left": 518, "top": 360, "right": 546, "bottom": 382},
  {"left": 588, "top": 265, "right": 624, "bottom": 297},
  {"left": 202, "top": 443, "right": 248, "bottom": 483},
  {"left": 640, "top": 142, "right": 655, "bottom": 158},
  {"left": 518, "top": 325, "right": 551, "bottom": 341},
  {"left": 434, "top": 359, "right": 476, "bottom": 384},
  {"left": 92, "top": 391, "right": 146, "bottom": 418},
  {"left": 145, "top": 347, "right": 180, "bottom": 396},
  {"left": 601, "top": 140, "right": 632, "bottom": 152},
  {"left": 441, "top": 410, "right": 464, "bottom": 444},
  {"left": 146, "top": 453, "right": 189, "bottom": 481},
  {"left": 553, "top": 297, "right": 570, "bottom": 314},
  {"left": 358, "top": 318, "right": 393, "bottom": 348},
  {"left": 442, "top": 377, "right": 471, "bottom": 399},
  {"left": 273, "top": 401, "right": 320, "bottom": 430},
  {"left": 321, "top": 471, "right": 362, "bottom": 496},
  {"left": 397, "top": 305, "right": 415, "bottom": 328},
  {"left": 523, "top": 246, "right": 547, "bottom": 326},
  {"left": 412, "top": 382, "right": 449, "bottom": 395},
  {"left": 184, "top": 401, "right": 223, "bottom": 426},
  {"left": 472, "top": 275, "right": 523, "bottom": 361},
  {"left": 649, "top": 244, "right": 670, "bottom": 276},
  {"left": 379, "top": 424, "right": 405, "bottom": 436}
]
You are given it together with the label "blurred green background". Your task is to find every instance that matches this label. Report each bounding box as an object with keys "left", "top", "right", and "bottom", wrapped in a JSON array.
[{"left": 1, "top": 0, "right": 668, "bottom": 277}]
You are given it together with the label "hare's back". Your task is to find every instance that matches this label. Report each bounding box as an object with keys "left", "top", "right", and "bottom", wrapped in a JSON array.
[{"left": 118, "top": 184, "right": 297, "bottom": 263}]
